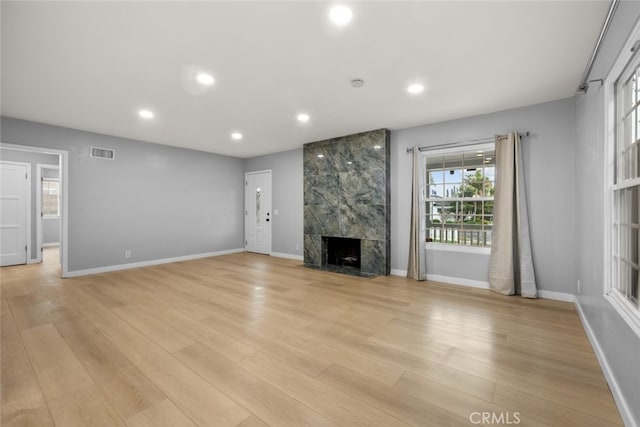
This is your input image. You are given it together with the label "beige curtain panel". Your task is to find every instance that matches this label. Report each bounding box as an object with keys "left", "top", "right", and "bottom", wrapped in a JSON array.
[
  {"left": 407, "top": 146, "right": 427, "bottom": 280},
  {"left": 488, "top": 132, "right": 537, "bottom": 297}
]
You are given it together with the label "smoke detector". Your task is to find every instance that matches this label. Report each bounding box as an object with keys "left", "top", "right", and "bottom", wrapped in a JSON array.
[{"left": 350, "top": 78, "right": 365, "bottom": 88}]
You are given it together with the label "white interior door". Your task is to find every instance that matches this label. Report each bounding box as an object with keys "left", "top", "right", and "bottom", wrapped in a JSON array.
[
  {"left": 1, "top": 162, "right": 29, "bottom": 266},
  {"left": 245, "top": 170, "right": 272, "bottom": 254}
]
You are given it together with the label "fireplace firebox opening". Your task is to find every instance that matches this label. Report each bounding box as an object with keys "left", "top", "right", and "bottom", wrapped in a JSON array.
[{"left": 323, "top": 236, "right": 361, "bottom": 270}]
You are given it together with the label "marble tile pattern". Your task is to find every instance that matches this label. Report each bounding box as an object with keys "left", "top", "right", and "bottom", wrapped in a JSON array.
[{"left": 303, "top": 128, "right": 390, "bottom": 275}]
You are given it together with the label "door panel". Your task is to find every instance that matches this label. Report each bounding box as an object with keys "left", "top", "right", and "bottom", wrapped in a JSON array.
[
  {"left": 245, "top": 171, "right": 272, "bottom": 254},
  {"left": 1, "top": 162, "right": 28, "bottom": 266}
]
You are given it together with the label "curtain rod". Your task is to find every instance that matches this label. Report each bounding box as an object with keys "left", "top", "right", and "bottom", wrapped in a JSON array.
[
  {"left": 406, "top": 131, "right": 530, "bottom": 153},
  {"left": 577, "top": 0, "right": 619, "bottom": 93}
]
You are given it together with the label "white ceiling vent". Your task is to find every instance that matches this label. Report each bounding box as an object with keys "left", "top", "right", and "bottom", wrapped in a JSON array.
[{"left": 90, "top": 147, "right": 114, "bottom": 160}]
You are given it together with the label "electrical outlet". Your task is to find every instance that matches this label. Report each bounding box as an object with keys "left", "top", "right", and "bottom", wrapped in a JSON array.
[
  {"left": 577, "top": 279, "right": 581, "bottom": 294},
  {"left": 125, "top": 250, "right": 132, "bottom": 258}
]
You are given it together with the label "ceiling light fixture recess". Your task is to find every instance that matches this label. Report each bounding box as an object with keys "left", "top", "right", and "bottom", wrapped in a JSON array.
[
  {"left": 196, "top": 72, "right": 215, "bottom": 86},
  {"left": 297, "top": 113, "right": 310, "bottom": 123},
  {"left": 329, "top": 5, "right": 353, "bottom": 26},
  {"left": 407, "top": 83, "right": 425, "bottom": 94},
  {"left": 351, "top": 78, "right": 365, "bottom": 88},
  {"left": 231, "top": 132, "right": 243, "bottom": 141},
  {"left": 138, "top": 109, "right": 154, "bottom": 119}
]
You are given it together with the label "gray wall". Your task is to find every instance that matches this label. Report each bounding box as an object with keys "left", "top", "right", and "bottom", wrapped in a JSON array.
[
  {"left": 391, "top": 97, "right": 577, "bottom": 293},
  {"left": 0, "top": 147, "right": 59, "bottom": 258},
  {"left": 243, "top": 98, "right": 578, "bottom": 293},
  {"left": 1, "top": 117, "right": 245, "bottom": 273},
  {"left": 43, "top": 217, "right": 59, "bottom": 245},
  {"left": 575, "top": 2, "right": 640, "bottom": 425},
  {"left": 245, "top": 148, "right": 303, "bottom": 257}
]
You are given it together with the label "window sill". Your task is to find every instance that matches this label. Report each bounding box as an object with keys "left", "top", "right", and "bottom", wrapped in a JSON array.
[
  {"left": 43, "top": 215, "right": 60, "bottom": 219},
  {"left": 605, "top": 290, "right": 640, "bottom": 340},
  {"left": 425, "top": 242, "right": 491, "bottom": 255}
]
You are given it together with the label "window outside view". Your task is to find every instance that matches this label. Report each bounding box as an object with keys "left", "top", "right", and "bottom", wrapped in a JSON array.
[
  {"left": 42, "top": 179, "right": 60, "bottom": 217},
  {"left": 614, "top": 59, "right": 640, "bottom": 308},
  {"left": 425, "top": 145, "right": 495, "bottom": 247}
]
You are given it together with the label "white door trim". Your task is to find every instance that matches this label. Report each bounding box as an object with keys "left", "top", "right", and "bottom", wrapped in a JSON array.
[
  {"left": 36, "top": 164, "right": 60, "bottom": 263},
  {"left": 0, "top": 160, "right": 30, "bottom": 266},
  {"left": 0, "top": 142, "right": 69, "bottom": 277},
  {"left": 244, "top": 169, "right": 272, "bottom": 255}
]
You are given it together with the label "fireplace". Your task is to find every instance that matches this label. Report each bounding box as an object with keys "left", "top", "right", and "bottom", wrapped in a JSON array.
[
  {"left": 303, "top": 128, "right": 390, "bottom": 276},
  {"left": 323, "top": 236, "right": 361, "bottom": 271}
]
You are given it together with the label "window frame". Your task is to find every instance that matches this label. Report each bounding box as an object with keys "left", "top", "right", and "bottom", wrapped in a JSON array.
[
  {"left": 604, "top": 20, "right": 640, "bottom": 339},
  {"left": 42, "top": 177, "right": 60, "bottom": 218},
  {"left": 422, "top": 142, "right": 495, "bottom": 254}
]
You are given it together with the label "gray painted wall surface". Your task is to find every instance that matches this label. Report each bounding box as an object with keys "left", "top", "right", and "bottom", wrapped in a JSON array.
[
  {"left": 575, "top": 2, "right": 640, "bottom": 425},
  {"left": 425, "top": 250, "right": 490, "bottom": 282},
  {"left": 0, "top": 147, "right": 59, "bottom": 258},
  {"left": 1, "top": 117, "right": 245, "bottom": 272},
  {"left": 43, "top": 218, "right": 60, "bottom": 245},
  {"left": 391, "top": 97, "right": 577, "bottom": 293},
  {"left": 244, "top": 148, "right": 303, "bottom": 257}
]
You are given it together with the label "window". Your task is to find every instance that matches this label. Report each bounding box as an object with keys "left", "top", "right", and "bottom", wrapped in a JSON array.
[
  {"left": 424, "top": 143, "right": 495, "bottom": 248},
  {"left": 605, "top": 22, "right": 640, "bottom": 338},
  {"left": 42, "top": 178, "right": 60, "bottom": 217}
]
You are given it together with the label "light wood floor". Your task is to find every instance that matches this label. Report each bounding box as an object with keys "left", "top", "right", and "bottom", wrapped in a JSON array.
[{"left": 1, "top": 248, "right": 622, "bottom": 426}]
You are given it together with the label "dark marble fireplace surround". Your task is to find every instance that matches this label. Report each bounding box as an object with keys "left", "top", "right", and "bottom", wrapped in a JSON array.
[{"left": 303, "top": 128, "right": 390, "bottom": 276}]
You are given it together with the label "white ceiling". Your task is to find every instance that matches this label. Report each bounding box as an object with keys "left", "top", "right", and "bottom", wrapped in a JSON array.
[{"left": 1, "top": 1, "right": 608, "bottom": 158}]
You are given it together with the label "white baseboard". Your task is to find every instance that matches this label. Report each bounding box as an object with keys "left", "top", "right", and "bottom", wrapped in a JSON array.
[
  {"left": 402, "top": 272, "right": 577, "bottom": 303},
  {"left": 537, "top": 290, "right": 576, "bottom": 303},
  {"left": 42, "top": 242, "right": 59, "bottom": 248},
  {"left": 27, "top": 258, "right": 40, "bottom": 264},
  {"left": 271, "top": 252, "right": 303, "bottom": 261},
  {"left": 426, "top": 273, "right": 490, "bottom": 289},
  {"left": 66, "top": 248, "right": 245, "bottom": 278},
  {"left": 391, "top": 268, "right": 407, "bottom": 276},
  {"left": 575, "top": 301, "right": 637, "bottom": 427}
]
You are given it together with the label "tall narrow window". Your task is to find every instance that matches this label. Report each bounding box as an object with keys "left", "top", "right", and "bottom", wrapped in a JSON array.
[
  {"left": 256, "top": 187, "right": 261, "bottom": 228},
  {"left": 42, "top": 178, "right": 60, "bottom": 217},
  {"left": 606, "top": 25, "right": 640, "bottom": 338},
  {"left": 613, "top": 56, "right": 640, "bottom": 306},
  {"left": 424, "top": 143, "right": 495, "bottom": 248}
]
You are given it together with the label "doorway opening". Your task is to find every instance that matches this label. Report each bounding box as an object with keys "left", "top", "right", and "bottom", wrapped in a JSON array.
[{"left": 0, "top": 143, "right": 69, "bottom": 277}]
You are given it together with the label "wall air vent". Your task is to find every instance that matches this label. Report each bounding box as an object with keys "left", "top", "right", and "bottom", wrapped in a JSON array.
[{"left": 90, "top": 147, "right": 115, "bottom": 160}]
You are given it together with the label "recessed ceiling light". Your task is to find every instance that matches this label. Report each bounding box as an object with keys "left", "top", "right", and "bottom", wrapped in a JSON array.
[
  {"left": 317, "top": 154, "right": 324, "bottom": 158},
  {"left": 231, "top": 132, "right": 243, "bottom": 141},
  {"left": 351, "top": 78, "right": 365, "bottom": 88},
  {"left": 297, "top": 113, "right": 310, "bottom": 123},
  {"left": 329, "top": 5, "right": 353, "bottom": 26},
  {"left": 373, "top": 145, "right": 382, "bottom": 150},
  {"left": 138, "top": 109, "right": 154, "bottom": 119},
  {"left": 196, "top": 72, "right": 214, "bottom": 86},
  {"left": 407, "top": 83, "right": 425, "bottom": 94}
]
